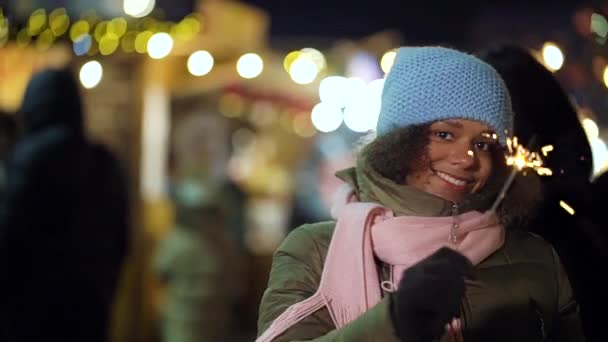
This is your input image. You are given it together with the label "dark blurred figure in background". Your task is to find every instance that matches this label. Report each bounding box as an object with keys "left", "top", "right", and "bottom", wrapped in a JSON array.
[
  {"left": 155, "top": 179, "right": 244, "bottom": 342},
  {"left": 0, "top": 111, "right": 18, "bottom": 199},
  {"left": 0, "top": 69, "right": 130, "bottom": 342},
  {"left": 479, "top": 44, "right": 607, "bottom": 342}
]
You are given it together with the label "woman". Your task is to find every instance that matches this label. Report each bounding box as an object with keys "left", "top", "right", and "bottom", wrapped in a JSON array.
[{"left": 256, "top": 47, "right": 584, "bottom": 341}]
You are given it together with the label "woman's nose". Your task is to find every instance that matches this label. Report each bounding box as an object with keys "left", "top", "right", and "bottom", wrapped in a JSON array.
[{"left": 449, "top": 145, "right": 476, "bottom": 168}]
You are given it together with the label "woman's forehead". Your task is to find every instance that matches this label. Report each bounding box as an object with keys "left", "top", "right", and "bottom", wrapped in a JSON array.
[{"left": 431, "top": 119, "right": 495, "bottom": 133}]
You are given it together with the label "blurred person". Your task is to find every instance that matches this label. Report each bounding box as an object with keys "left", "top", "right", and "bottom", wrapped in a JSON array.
[
  {"left": 479, "top": 44, "right": 605, "bottom": 342},
  {"left": 0, "top": 111, "right": 18, "bottom": 199},
  {"left": 256, "top": 46, "right": 584, "bottom": 341},
  {"left": 0, "top": 69, "right": 129, "bottom": 342},
  {"left": 155, "top": 179, "right": 244, "bottom": 342}
]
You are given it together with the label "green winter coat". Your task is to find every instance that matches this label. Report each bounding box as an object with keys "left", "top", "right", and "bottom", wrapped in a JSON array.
[{"left": 257, "top": 155, "right": 585, "bottom": 342}]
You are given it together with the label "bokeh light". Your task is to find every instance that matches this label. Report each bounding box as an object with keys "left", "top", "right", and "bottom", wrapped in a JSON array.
[
  {"left": 310, "top": 102, "right": 343, "bottom": 133},
  {"left": 79, "top": 61, "right": 103, "bottom": 89},
  {"left": 49, "top": 8, "right": 70, "bottom": 37},
  {"left": 70, "top": 20, "right": 90, "bottom": 42},
  {"left": 147, "top": 32, "right": 173, "bottom": 59},
  {"left": 289, "top": 57, "right": 319, "bottom": 84},
  {"left": 591, "top": 13, "right": 608, "bottom": 38},
  {"left": 542, "top": 42, "right": 565, "bottom": 71},
  {"left": 237, "top": 53, "right": 264, "bottom": 79},
  {"left": 319, "top": 76, "right": 349, "bottom": 107},
  {"left": 73, "top": 34, "right": 92, "bottom": 56},
  {"left": 35, "top": 28, "right": 55, "bottom": 51},
  {"left": 582, "top": 118, "right": 599, "bottom": 140},
  {"left": 380, "top": 49, "right": 397, "bottom": 74},
  {"left": 343, "top": 78, "right": 384, "bottom": 132},
  {"left": 99, "top": 33, "right": 120, "bottom": 55},
  {"left": 591, "top": 137, "right": 608, "bottom": 175},
  {"left": 124, "top": 0, "right": 156, "bottom": 18},
  {"left": 188, "top": 50, "right": 214, "bottom": 76},
  {"left": 134, "top": 30, "right": 153, "bottom": 53},
  {"left": 283, "top": 50, "right": 301, "bottom": 72},
  {"left": 107, "top": 17, "right": 128, "bottom": 38},
  {"left": 27, "top": 9, "right": 47, "bottom": 36}
]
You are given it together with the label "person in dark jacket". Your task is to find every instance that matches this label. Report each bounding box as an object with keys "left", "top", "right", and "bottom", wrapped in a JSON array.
[
  {"left": 0, "top": 69, "right": 130, "bottom": 342},
  {"left": 0, "top": 111, "right": 18, "bottom": 199},
  {"left": 256, "top": 46, "right": 584, "bottom": 342},
  {"left": 479, "top": 44, "right": 605, "bottom": 342}
]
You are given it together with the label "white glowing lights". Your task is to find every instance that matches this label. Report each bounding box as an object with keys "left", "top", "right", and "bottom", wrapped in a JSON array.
[
  {"left": 311, "top": 103, "right": 343, "bottom": 133},
  {"left": 312, "top": 76, "right": 385, "bottom": 133},
  {"left": 380, "top": 49, "right": 397, "bottom": 74},
  {"left": 542, "top": 42, "right": 564, "bottom": 71},
  {"left": 187, "top": 50, "right": 214, "bottom": 76},
  {"left": 79, "top": 61, "right": 103, "bottom": 89},
  {"left": 290, "top": 58, "right": 319, "bottom": 84},
  {"left": 237, "top": 53, "right": 264, "bottom": 79},
  {"left": 285, "top": 48, "right": 325, "bottom": 84},
  {"left": 147, "top": 32, "right": 173, "bottom": 59},
  {"left": 123, "top": 0, "right": 156, "bottom": 18}
]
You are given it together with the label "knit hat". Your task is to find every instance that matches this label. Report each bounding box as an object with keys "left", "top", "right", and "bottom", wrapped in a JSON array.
[{"left": 376, "top": 46, "right": 514, "bottom": 144}]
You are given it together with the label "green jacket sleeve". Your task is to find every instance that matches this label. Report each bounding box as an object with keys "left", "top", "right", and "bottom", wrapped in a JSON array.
[
  {"left": 257, "top": 223, "right": 400, "bottom": 342},
  {"left": 551, "top": 247, "right": 586, "bottom": 342}
]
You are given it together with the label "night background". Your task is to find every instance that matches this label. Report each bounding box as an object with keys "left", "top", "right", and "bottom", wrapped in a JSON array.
[{"left": 1, "top": 0, "right": 608, "bottom": 341}]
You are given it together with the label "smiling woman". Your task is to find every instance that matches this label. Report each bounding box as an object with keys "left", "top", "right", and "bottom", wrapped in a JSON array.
[{"left": 256, "top": 46, "right": 585, "bottom": 342}]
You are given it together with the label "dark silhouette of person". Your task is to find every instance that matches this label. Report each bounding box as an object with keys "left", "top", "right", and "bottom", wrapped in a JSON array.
[
  {"left": 479, "top": 44, "right": 606, "bottom": 342},
  {"left": 0, "top": 111, "right": 18, "bottom": 199},
  {"left": 0, "top": 69, "right": 130, "bottom": 342}
]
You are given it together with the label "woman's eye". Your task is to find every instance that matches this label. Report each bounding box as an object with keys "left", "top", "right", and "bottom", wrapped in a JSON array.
[
  {"left": 434, "top": 131, "right": 453, "bottom": 140},
  {"left": 475, "top": 141, "right": 492, "bottom": 152}
]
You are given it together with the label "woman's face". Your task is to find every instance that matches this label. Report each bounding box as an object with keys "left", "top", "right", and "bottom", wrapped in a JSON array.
[{"left": 405, "top": 119, "right": 498, "bottom": 204}]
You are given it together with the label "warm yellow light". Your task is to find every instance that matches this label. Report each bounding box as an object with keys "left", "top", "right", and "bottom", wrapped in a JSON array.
[
  {"left": 134, "top": 30, "right": 153, "bottom": 53},
  {"left": 27, "top": 9, "right": 47, "bottom": 36},
  {"left": 36, "top": 28, "right": 55, "bottom": 51},
  {"left": 542, "top": 42, "right": 564, "bottom": 71},
  {"left": 541, "top": 145, "right": 554, "bottom": 156},
  {"left": 187, "top": 50, "right": 214, "bottom": 76},
  {"left": 289, "top": 57, "right": 319, "bottom": 84},
  {"left": 602, "top": 66, "right": 608, "bottom": 88},
  {"left": 16, "top": 28, "right": 31, "bottom": 47},
  {"left": 99, "top": 34, "right": 120, "bottom": 55},
  {"left": 49, "top": 8, "right": 70, "bottom": 36},
  {"left": 582, "top": 118, "right": 599, "bottom": 140},
  {"left": 107, "top": 17, "right": 128, "bottom": 38},
  {"left": 124, "top": 0, "right": 156, "bottom": 18},
  {"left": 70, "top": 20, "right": 90, "bottom": 42},
  {"left": 559, "top": 200, "right": 575, "bottom": 215},
  {"left": 79, "top": 61, "right": 103, "bottom": 89},
  {"left": 147, "top": 32, "right": 173, "bottom": 59},
  {"left": 93, "top": 21, "right": 108, "bottom": 42},
  {"left": 380, "top": 49, "right": 397, "bottom": 74},
  {"left": 237, "top": 53, "right": 264, "bottom": 79},
  {"left": 283, "top": 51, "right": 301, "bottom": 72}
]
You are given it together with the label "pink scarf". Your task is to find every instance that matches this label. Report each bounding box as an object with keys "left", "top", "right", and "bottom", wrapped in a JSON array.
[{"left": 257, "top": 186, "right": 505, "bottom": 342}]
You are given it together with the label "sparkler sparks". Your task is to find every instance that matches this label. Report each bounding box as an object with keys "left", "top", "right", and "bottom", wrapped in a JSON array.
[
  {"left": 505, "top": 137, "right": 553, "bottom": 176},
  {"left": 489, "top": 136, "right": 553, "bottom": 212}
]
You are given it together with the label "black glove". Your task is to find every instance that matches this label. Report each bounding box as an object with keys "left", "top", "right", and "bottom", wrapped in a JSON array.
[{"left": 390, "top": 247, "right": 474, "bottom": 342}]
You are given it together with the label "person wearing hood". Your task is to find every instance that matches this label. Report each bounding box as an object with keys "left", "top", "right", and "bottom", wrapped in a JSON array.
[
  {"left": 0, "top": 69, "right": 129, "bottom": 342},
  {"left": 479, "top": 44, "right": 604, "bottom": 342},
  {"left": 256, "top": 46, "right": 584, "bottom": 342}
]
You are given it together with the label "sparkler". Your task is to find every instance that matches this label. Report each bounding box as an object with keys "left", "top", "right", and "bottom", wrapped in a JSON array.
[{"left": 489, "top": 137, "right": 553, "bottom": 212}]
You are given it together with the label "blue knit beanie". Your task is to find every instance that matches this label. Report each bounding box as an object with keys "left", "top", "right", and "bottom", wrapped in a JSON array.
[{"left": 376, "top": 46, "right": 514, "bottom": 145}]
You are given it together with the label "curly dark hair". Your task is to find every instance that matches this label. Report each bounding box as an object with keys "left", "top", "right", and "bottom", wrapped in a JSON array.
[{"left": 362, "top": 124, "right": 542, "bottom": 228}]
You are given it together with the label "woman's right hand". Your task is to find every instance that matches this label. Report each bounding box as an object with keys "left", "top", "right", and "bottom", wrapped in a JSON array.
[{"left": 390, "top": 247, "right": 474, "bottom": 342}]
